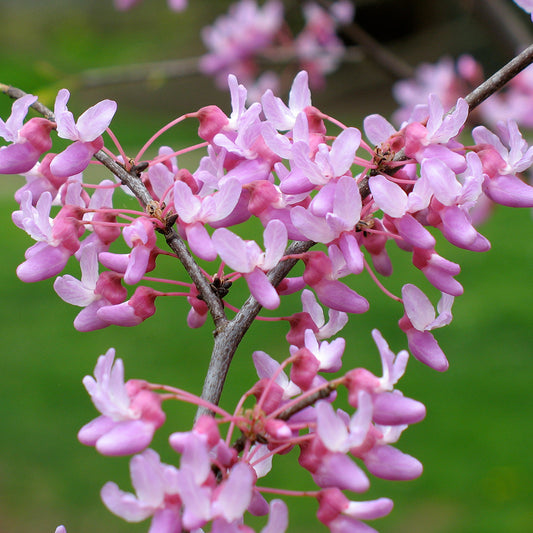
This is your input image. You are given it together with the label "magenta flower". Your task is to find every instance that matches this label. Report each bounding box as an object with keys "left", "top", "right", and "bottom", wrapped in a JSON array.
[
  {"left": 316, "top": 488, "right": 393, "bottom": 532},
  {"left": 54, "top": 244, "right": 127, "bottom": 332},
  {"left": 119, "top": 217, "right": 157, "bottom": 284},
  {"left": 173, "top": 177, "right": 242, "bottom": 261},
  {"left": 301, "top": 288, "right": 348, "bottom": 340},
  {"left": 101, "top": 449, "right": 181, "bottom": 528},
  {"left": 404, "top": 94, "right": 469, "bottom": 163},
  {"left": 262, "top": 71, "right": 312, "bottom": 131},
  {"left": 0, "top": 93, "right": 54, "bottom": 174},
  {"left": 12, "top": 191, "right": 83, "bottom": 282},
  {"left": 78, "top": 349, "right": 165, "bottom": 456},
  {"left": 96, "top": 286, "right": 159, "bottom": 327},
  {"left": 301, "top": 251, "right": 369, "bottom": 314},
  {"left": 473, "top": 120, "right": 533, "bottom": 207},
  {"left": 291, "top": 127, "right": 361, "bottom": 188},
  {"left": 316, "top": 393, "right": 373, "bottom": 454},
  {"left": 399, "top": 284, "right": 454, "bottom": 371},
  {"left": 213, "top": 219, "right": 288, "bottom": 309},
  {"left": 50, "top": 89, "right": 117, "bottom": 177},
  {"left": 291, "top": 176, "right": 364, "bottom": 274},
  {"left": 200, "top": 0, "right": 284, "bottom": 88}
]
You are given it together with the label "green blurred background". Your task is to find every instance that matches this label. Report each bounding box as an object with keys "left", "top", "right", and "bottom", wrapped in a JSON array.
[{"left": 0, "top": 1, "right": 532, "bottom": 532}]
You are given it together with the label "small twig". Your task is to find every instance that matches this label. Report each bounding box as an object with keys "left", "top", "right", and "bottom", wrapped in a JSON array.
[
  {"left": 465, "top": 0, "right": 532, "bottom": 57},
  {"left": 316, "top": 0, "right": 414, "bottom": 80},
  {"left": 79, "top": 56, "right": 202, "bottom": 89}
]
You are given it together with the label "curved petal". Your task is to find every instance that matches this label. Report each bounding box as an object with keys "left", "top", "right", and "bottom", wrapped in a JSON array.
[
  {"left": 96, "top": 419, "right": 155, "bottom": 456},
  {"left": 76, "top": 99, "right": 117, "bottom": 141},
  {"left": 330, "top": 128, "right": 361, "bottom": 177},
  {"left": 262, "top": 219, "right": 288, "bottom": 270},
  {"left": 50, "top": 141, "right": 95, "bottom": 177},
  {"left": 0, "top": 141, "right": 40, "bottom": 174},
  {"left": 186, "top": 222, "right": 217, "bottom": 262},
  {"left": 245, "top": 268, "right": 280, "bottom": 310},
  {"left": 101, "top": 482, "right": 155, "bottom": 522},
  {"left": 369, "top": 175, "right": 408, "bottom": 218},
  {"left": 212, "top": 227, "right": 252, "bottom": 272},
  {"left": 16, "top": 244, "right": 70, "bottom": 282}
]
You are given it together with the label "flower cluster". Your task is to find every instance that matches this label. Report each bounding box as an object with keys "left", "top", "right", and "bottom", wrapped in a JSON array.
[
  {"left": 393, "top": 54, "right": 533, "bottom": 130},
  {"left": 76, "top": 330, "right": 422, "bottom": 533},
  {"left": 5, "top": 70, "right": 533, "bottom": 365},
  {"left": 200, "top": 0, "right": 354, "bottom": 95},
  {"left": 3, "top": 64, "right": 533, "bottom": 531}
]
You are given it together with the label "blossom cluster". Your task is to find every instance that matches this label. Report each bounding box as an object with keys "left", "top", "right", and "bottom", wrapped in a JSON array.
[
  {"left": 75, "top": 329, "right": 423, "bottom": 533},
  {"left": 393, "top": 54, "right": 533, "bottom": 130},
  {"left": 200, "top": 0, "right": 354, "bottom": 96},
  {"left": 3, "top": 64, "right": 533, "bottom": 532}
]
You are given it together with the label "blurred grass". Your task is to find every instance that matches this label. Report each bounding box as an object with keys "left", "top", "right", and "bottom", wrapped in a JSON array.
[{"left": 1, "top": 1, "right": 533, "bottom": 532}]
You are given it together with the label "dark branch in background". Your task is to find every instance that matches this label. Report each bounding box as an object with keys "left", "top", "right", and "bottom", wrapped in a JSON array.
[
  {"left": 466, "top": 0, "right": 533, "bottom": 57},
  {"left": 79, "top": 56, "right": 202, "bottom": 89},
  {"left": 464, "top": 43, "right": 533, "bottom": 111},
  {"left": 336, "top": 19, "right": 414, "bottom": 80},
  {"left": 316, "top": 0, "right": 414, "bottom": 80}
]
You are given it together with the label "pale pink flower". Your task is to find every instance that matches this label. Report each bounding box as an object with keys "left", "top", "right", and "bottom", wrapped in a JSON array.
[{"left": 79, "top": 349, "right": 165, "bottom": 455}]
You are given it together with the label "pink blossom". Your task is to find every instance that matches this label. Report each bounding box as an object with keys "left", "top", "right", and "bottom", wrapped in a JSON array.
[
  {"left": 54, "top": 243, "right": 127, "bottom": 331},
  {"left": 12, "top": 191, "right": 84, "bottom": 282},
  {"left": 101, "top": 449, "right": 181, "bottom": 527},
  {"left": 79, "top": 349, "right": 165, "bottom": 455},
  {"left": 399, "top": 284, "right": 454, "bottom": 371},
  {"left": 262, "top": 71, "right": 312, "bottom": 131},
  {"left": 316, "top": 488, "right": 393, "bottom": 532},
  {"left": 0, "top": 92, "right": 54, "bottom": 174},
  {"left": 473, "top": 120, "right": 533, "bottom": 207},
  {"left": 213, "top": 219, "right": 287, "bottom": 309},
  {"left": 50, "top": 89, "right": 117, "bottom": 177},
  {"left": 403, "top": 94, "right": 469, "bottom": 162},
  {"left": 173, "top": 177, "right": 242, "bottom": 261},
  {"left": 301, "top": 251, "right": 369, "bottom": 314},
  {"left": 96, "top": 286, "right": 159, "bottom": 327},
  {"left": 300, "top": 288, "right": 348, "bottom": 340}
]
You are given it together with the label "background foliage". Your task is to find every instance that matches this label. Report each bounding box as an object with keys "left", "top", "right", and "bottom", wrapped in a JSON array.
[{"left": 0, "top": 1, "right": 532, "bottom": 532}]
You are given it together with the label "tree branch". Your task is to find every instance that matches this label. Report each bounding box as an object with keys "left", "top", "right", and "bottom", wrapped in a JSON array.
[{"left": 464, "top": 43, "right": 533, "bottom": 111}]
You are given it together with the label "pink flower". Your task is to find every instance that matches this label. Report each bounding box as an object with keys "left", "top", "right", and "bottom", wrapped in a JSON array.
[
  {"left": 213, "top": 219, "right": 288, "bottom": 309},
  {"left": 96, "top": 286, "right": 159, "bottom": 327},
  {"left": 79, "top": 349, "right": 165, "bottom": 456},
  {"left": 399, "top": 284, "right": 454, "bottom": 371},
  {"left": 54, "top": 243, "right": 127, "bottom": 331},
  {"left": 0, "top": 93, "right": 54, "bottom": 174},
  {"left": 50, "top": 89, "right": 117, "bottom": 177},
  {"left": 262, "top": 71, "right": 312, "bottom": 131},
  {"left": 101, "top": 449, "right": 181, "bottom": 526},
  {"left": 12, "top": 191, "right": 84, "bottom": 282},
  {"left": 316, "top": 488, "right": 393, "bottom": 532},
  {"left": 173, "top": 177, "right": 242, "bottom": 261},
  {"left": 473, "top": 120, "right": 533, "bottom": 207}
]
